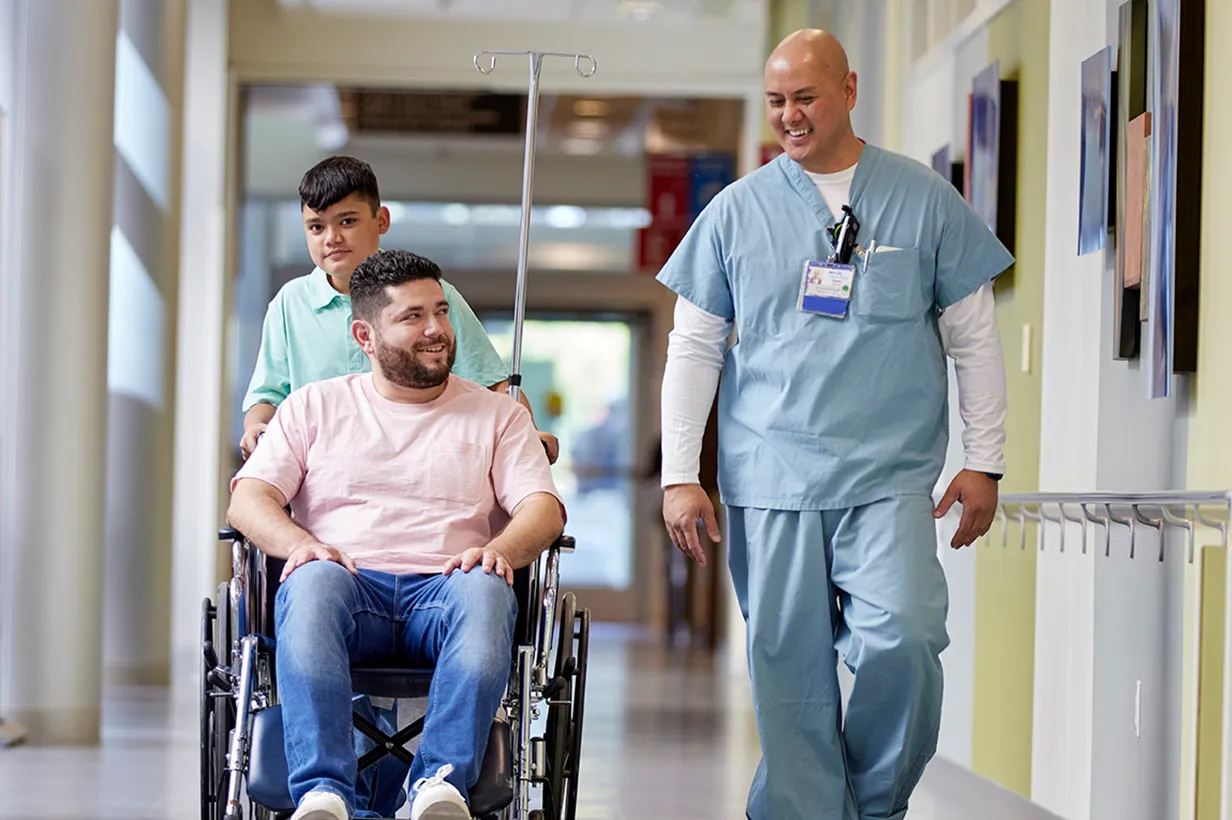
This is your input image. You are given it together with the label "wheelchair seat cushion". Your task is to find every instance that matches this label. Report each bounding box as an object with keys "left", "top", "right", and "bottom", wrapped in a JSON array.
[{"left": 247, "top": 704, "right": 513, "bottom": 816}]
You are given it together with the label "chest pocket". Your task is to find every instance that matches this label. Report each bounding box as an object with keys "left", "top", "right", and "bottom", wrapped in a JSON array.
[{"left": 854, "top": 247, "right": 932, "bottom": 323}]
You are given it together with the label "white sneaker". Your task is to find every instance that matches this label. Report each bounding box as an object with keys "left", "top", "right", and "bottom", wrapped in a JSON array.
[
  {"left": 290, "top": 789, "right": 349, "bottom": 820},
  {"left": 410, "top": 764, "right": 470, "bottom": 820}
]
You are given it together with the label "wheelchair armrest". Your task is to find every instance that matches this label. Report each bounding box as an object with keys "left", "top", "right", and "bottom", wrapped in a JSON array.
[
  {"left": 219, "top": 526, "right": 244, "bottom": 542},
  {"left": 551, "top": 534, "right": 575, "bottom": 554}
]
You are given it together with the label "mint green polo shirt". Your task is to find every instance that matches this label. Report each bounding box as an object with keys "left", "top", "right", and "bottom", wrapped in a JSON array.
[{"left": 243, "top": 267, "right": 508, "bottom": 411}]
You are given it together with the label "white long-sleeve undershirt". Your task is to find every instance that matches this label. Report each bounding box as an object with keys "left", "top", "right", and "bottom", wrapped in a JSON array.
[{"left": 659, "top": 283, "right": 1008, "bottom": 487}]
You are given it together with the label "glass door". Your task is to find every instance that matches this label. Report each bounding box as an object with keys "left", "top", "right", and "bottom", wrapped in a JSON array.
[{"left": 480, "top": 312, "right": 645, "bottom": 623}]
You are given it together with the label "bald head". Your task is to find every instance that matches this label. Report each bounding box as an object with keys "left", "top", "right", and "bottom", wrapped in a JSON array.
[
  {"left": 763, "top": 28, "right": 862, "bottom": 173},
  {"left": 767, "top": 29, "right": 850, "bottom": 81}
]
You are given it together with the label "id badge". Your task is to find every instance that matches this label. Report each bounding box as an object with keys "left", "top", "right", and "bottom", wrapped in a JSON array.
[{"left": 798, "top": 259, "right": 855, "bottom": 318}]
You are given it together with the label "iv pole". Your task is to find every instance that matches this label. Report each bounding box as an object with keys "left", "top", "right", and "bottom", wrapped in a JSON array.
[
  {"left": 473, "top": 48, "right": 595, "bottom": 820},
  {"left": 473, "top": 50, "right": 597, "bottom": 405}
]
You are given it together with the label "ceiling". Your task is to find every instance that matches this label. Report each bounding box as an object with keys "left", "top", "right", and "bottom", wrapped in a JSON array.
[
  {"left": 245, "top": 83, "right": 744, "bottom": 160},
  {"left": 273, "top": 0, "right": 764, "bottom": 26}
]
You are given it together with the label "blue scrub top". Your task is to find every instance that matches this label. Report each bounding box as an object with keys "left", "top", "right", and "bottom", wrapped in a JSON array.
[{"left": 656, "top": 145, "right": 1014, "bottom": 511}]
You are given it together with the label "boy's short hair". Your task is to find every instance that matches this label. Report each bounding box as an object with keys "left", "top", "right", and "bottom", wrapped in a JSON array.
[
  {"left": 299, "top": 156, "right": 381, "bottom": 215},
  {"left": 350, "top": 250, "right": 444, "bottom": 322}
]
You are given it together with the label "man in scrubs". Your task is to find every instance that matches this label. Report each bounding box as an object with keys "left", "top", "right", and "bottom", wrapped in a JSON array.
[{"left": 656, "top": 29, "right": 1012, "bottom": 820}]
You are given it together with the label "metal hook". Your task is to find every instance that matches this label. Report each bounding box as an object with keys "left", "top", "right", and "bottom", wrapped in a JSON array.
[
  {"left": 1105, "top": 503, "right": 1136, "bottom": 559},
  {"left": 473, "top": 49, "right": 597, "bottom": 77},
  {"left": 1015, "top": 506, "right": 1027, "bottom": 551},
  {"left": 1160, "top": 506, "right": 1194, "bottom": 564},
  {"left": 573, "top": 53, "right": 598, "bottom": 77},
  {"left": 1022, "top": 504, "right": 1043, "bottom": 552},
  {"left": 1060, "top": 503, "right": 1088, "bottom": 555},
  {"left": 1132, "top": 505, "right": 1164, "bottom": 562},
  {"left": 1193, "top": 505, "right": 1228, "bottom": 550},
  {"left": 1081, "top": 503, "right": 1109, "bottom": 556},
  {"left": 1040, "top": 504, "right": 1064, "bottom": 552}
]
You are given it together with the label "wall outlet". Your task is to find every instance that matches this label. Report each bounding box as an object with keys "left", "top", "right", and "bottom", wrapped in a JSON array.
[{"left": 1135, "top": 680, "right": 1142, "bottom": 738}]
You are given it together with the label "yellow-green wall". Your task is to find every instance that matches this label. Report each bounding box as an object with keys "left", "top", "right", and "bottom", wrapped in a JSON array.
[
  {"left": 1182, "top": 1, "right": 1232, "bottom": 813},
  {"left": 970, "top": 0, "right": 1051, "bottom": 798},
  {"left": 1188, "top": 0, "right": 1232, "bottom": 492}
]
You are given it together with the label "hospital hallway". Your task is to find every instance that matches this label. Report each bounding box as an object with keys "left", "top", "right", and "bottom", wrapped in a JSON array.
[{"left": 0, "top": 625, "right": 1060, "bottom": 820}]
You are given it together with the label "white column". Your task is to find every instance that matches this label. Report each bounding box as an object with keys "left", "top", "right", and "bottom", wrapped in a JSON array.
[
  {"left": 0, "top": 0, "right": 119, "bottom": 744},
  {"left": 170, "top": 0, "right": 231, "bottom": 694}
]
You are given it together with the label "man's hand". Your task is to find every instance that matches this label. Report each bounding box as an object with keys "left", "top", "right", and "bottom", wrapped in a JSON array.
[
  {"left": 280, "top": 541, "right": 358, "bottom": 582},
  {"left": 240, "top": 423, "right": 267, "bottom": 461},
  {"left": 662, "top": 483, "right": 721, "bottom": 566},
  {"left": 443, "top": 548, "right": 514, "bottom": 585},
  {"left": 539, "top": 431, "right": 560, "bottom": 464},
  {"left": 934, "top": 469, "right": 999, "bottom": 549}
]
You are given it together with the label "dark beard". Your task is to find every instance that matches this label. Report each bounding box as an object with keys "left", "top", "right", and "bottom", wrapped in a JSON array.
[{"left": 374, "top": 335, "right": 456, "bottom": 389}]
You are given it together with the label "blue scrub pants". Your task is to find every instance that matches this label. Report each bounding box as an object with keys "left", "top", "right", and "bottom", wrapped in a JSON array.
[{"left": 727, "top": 494, "right": 949, "bottom": 820}]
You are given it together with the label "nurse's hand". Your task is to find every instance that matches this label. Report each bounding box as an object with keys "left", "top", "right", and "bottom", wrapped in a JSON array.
[
  {"left": 934, "top": 469, "right": 998, "bottom": 548},
  {"left": 663, "top": 483, "right": 721, "bottom": 566}
]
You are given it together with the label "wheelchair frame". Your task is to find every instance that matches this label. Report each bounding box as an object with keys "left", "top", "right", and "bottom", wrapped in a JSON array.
[
  {"left": 200, "top": 528, "right": 590, "bottom": 820},
  {"left": 201, "top": 46, "right": 599, "bottom": 820}
]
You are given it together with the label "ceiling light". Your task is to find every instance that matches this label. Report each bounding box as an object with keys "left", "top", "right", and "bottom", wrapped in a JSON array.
[
  {"left": 569, "top": 120, "right": 609, "bottom": 140},
  {"left": 545, "top": 206, "right": 588, "bottom": 229},
  {"left": 618, "top": 0, "right": 661, "bottom": 21},
  {"left": 573, "top": 99, "right": 610, "bottom": 117},
  {"left": 441, "top": 204, "right": 470, "bottom": 226},
  {"left": 561, "top": 137, "right": 602, "bottom": 156}
]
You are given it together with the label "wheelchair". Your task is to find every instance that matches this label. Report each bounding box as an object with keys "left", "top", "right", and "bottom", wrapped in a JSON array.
[{"left": 200, "top": 527, "right": 590, "bottom": 820}]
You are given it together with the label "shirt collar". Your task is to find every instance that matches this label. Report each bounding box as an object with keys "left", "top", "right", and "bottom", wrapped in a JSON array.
[
  {"left": 778, "top": 141, "right": 877, "bottom": 226},
  {"left": 308, "top": 267, "right": 348, "bottom": 312}
]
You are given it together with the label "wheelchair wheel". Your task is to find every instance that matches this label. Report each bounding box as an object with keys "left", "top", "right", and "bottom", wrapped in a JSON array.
[
  {"left": 201, "top": 584, "right": 237, "bottom": 820},
  {"left": 543, "top": 594, "right": 589, "bottom": 820}
]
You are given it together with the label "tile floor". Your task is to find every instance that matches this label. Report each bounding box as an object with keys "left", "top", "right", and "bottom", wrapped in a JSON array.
[{"left": 0, "top": 625, "right": 1060, "bottom": 820}]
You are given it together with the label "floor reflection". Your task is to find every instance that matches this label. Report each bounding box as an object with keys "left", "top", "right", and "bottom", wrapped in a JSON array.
[{"left": 0, "top": 625, "right": 1060, "bottom": 819}]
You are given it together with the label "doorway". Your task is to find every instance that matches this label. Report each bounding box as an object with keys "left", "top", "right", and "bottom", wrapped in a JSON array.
[{"left": 480, "top": 311, "right": 649, "bottom": 624}]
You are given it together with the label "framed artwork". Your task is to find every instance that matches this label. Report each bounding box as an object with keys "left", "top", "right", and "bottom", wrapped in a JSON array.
[
  {"left": 1146, "top": 0, "right": 1205, "bottom": 397},
  {"left": 930, "top": 143, "right": 964, "bottom": 191},
  {"left": 1113, "top": 0, "right": 1148, "bottom": 359},
  {"left": 1078, "top": 47, "right": 1114, "bottom": 256},
  {"left": 966, "top": 61, "right": 1018, "bottom": 254}
]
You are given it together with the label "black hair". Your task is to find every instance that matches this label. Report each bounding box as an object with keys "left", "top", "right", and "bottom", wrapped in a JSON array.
[
  {"left": 298, "top": 156, "right": 381, "bottom": 215},
  {"left": 350, "top": 249, "right": 444, "bottom": 322}
]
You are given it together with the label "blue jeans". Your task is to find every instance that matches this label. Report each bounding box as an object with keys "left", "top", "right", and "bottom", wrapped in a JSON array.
[{"left": 274, "top": 561, "right": 517, "bottom": 818}]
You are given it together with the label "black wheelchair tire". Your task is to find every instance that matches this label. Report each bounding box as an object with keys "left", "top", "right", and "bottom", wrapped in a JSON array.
[
  {"left": 564, "top": 608, "right": 590, "bottom": 820},
  {"left": 543, "top": 594, "right": 590, "bottom": 820},
  {"left": 544, "top": 593, "right": 576, "bottom": 819},
  {"left": 200, "top": 596, "right": 216, "bottom": 820}
]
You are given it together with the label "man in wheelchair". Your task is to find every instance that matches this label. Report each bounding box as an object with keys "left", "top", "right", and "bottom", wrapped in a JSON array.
[{"left": 226, "top": 248, "right": 566, "bottom": 820}]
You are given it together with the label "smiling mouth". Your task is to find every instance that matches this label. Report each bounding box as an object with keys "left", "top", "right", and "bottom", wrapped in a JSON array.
[
  {"left": 418, "top": 344, "right": 446, "bottom": 354},
  {"left": 786, "top": 127, "right": 813, "bottom": 138}
]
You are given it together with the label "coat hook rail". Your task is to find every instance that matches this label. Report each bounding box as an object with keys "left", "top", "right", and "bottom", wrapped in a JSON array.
[{"left": 987, "top": 492, "right": 1231, "bottom": 563}]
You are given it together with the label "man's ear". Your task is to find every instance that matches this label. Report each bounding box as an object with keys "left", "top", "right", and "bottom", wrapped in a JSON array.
[
  {"left": 377, "top": 205, "right": 391, "bottom": 235},
  {"left": 352, "top": 318, "right": 375, "bottom": 355},
  {"left": 846, "top": 71, "right": 859, "bottom": 111}
]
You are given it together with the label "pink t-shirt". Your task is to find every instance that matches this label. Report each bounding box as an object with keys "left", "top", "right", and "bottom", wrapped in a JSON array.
[{"left": 232, "top": 373, "right": 565, "bottom": 575}]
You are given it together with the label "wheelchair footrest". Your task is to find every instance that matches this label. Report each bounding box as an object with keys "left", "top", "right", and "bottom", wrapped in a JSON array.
[{"left": 246, "top": 706, "right": 514, "bottom": 816}]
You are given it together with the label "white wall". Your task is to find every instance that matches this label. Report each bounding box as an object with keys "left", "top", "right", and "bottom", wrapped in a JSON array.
[
  {"left": 1035, "top": 2, "right": 1189, "bottom": 820},
  {"left": 0, "top": 0, "right": 20, "bottom": 711},
  {"left": 899, "top": 21, "right": 990, "bottom": 772},
  {"left": 170, "top": 0, "right": 233, "bottom": 692}
]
